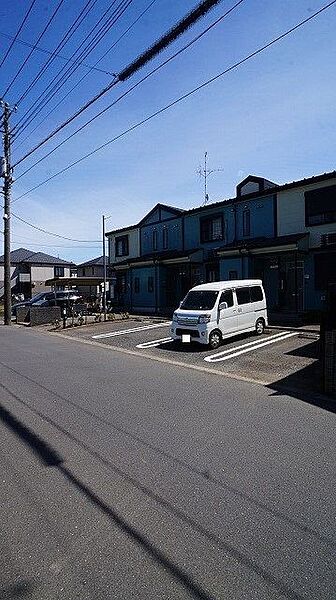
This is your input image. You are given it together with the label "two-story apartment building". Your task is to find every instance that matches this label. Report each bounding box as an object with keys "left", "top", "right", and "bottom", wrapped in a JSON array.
[
  {"left": 106, "top": 171, "right": 336, "bottom": 317},
  {"left": 0, "top": 248, "right": 75, "bottom": 299}
]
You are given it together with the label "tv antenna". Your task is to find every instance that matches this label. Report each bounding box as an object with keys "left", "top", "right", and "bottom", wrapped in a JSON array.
[{"left": 197, "top": 151, "right": 223, "bottom": 205}]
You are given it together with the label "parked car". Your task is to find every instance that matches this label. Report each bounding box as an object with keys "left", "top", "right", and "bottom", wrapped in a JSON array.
[
  {"left": 12, "top": 290, "right": 82, "bottom": 318},
  {"left": 171, "top": 279, "right": 268, "bottom": 349},
  {"left": 12, "top": 291, "right": 55, "bottom": 317}
]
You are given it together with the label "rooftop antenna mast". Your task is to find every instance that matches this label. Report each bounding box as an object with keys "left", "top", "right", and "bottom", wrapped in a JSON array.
[{"left": 197, "top": 151, "right": 223, "bottom": 205}]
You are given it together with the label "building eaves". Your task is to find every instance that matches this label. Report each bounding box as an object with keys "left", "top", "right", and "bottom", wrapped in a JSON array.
[
  {"left": 215, "top": 233, "right": 309, "bottom": 253},
  {"left": 105, "top": 223, "right": 138, "bottom": 236}
]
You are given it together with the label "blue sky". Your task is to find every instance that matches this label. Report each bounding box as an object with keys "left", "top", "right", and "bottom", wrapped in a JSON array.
[{"left": 1, "top": 0, "right": 335, "bottom": 263}]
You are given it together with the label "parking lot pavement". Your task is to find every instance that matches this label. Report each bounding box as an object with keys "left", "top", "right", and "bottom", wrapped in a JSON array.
[{"left": 55, "top": 319, "right": 321, "bottom": 394}]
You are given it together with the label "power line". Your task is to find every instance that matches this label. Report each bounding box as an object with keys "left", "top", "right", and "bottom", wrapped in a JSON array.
[
  {"left": 12, "top": 0, "right": 132, "bottom": 138},
  {"left": 1, "top": 228, "right": 99, "bottom": 247},
  {"left": 14, "top": 0, "right": 245, "bottom": 181},
  {"left": 14, "top": 0, "right": 99, "bottom": 107},
  {"left": 11, "top": 212, "right": 101, "bottom": 242},
  {"left": 11, "top": 240, "right": 101, "bottom": 248},
  {"left": 2, "top": 0, "right": 66, "bottom": 98},
  {"left": 13, "top": 0, "right": 158, "bottom": 151},
  {"left": 13, "top": 0, "right": 223, "bottom": 168},
  {"left": 0, "top": 30, "right": 115, "bottom": 75},
  {"left": 0, "top": 0, "right": 37, "bottom": 69},
  {"left": 12, "top": 0, "right": 336, "bottom": 203}
]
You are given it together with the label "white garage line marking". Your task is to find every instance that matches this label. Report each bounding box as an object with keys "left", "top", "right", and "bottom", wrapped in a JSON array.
[
  {"left": 92, "top": 322, "right": 170, "bottom": 339},
  {"left": 204, "top": 332, "right": 299, "bottom": 363},
  {"left": 136, "top": 337, "right": 173, "bottom": 349}
]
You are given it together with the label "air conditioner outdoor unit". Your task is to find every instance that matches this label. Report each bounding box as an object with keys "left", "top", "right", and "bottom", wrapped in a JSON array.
[{"left": 321, "top": 232, "right": 336, "bottom": 246}]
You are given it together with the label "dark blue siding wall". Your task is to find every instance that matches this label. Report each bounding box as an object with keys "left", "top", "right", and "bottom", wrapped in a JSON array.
[{"left": 141, "top": 218, "right": 183, "bottom": 255}]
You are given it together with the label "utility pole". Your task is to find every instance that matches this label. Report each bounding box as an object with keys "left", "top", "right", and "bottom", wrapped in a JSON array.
[
  {"left": 102, "top": 214, "right": 107, "bottom": 322},
  {"left": 1, "top": 101, "right": 13, "bottom": 325},
  {"left": 102, "top": 214, "right": 111, "bottom": 322},
  {"left": 197, "top": 151, "right": 223, "bottom": 205}
]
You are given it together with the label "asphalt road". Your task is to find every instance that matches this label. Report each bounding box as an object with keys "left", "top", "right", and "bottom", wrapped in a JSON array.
[{"left": 0, "top": 326, "right": 335, "bottom": 600}]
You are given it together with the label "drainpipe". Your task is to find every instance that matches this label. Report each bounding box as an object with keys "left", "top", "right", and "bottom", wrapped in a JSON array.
[
  {"left": 130, "top": 267, "right": 133, "bottom": 313},
  {"left": 154, "top": 262, "right": 159, "bottom": 315}
]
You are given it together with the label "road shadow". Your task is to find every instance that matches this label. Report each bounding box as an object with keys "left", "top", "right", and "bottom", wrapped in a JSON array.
[
  {"left": 1, "top": 366, "right": 334, "bottom": 553},
  {"left": 284, "top": 339, "right": 319, "bottom": 359},
  {"left": 268, "top": 361, "right": 335, "bottom": 414},
  {"left": 0, "top": 399, "right": 308, "bottom": 600},
  {"left": 0, "top": 580, "right": 34, "bottom": 598}
]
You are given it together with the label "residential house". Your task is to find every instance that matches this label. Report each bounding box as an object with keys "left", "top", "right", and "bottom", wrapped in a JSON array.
[
  {"left": 0, "top": 248, "right": 75, "bottom": 300},
  {"left": 76, "top": 255, "right": 104, "bottom": 299}
]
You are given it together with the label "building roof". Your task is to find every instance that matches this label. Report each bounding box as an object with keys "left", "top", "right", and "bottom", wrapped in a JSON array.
[
  {"left": 105, "top": 170, "right": 336, "bottom": 234},
  {"left": 45, "top": 276, "right": 108, "bottom": 286},
  {"left": 186, "top": 171, "right": 336, "bottom": 215},
  {"left": 77, "top": 255, "right": 104, "bottom": 267},
  {"left": 0, "top": 247, "right": 75, "bottom": 266},
  {"left": 105, "top": 223, "right": 138, "bottom": 236}
]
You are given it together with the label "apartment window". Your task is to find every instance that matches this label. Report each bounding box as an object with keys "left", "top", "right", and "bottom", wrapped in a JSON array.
[
  {"left": 305, "top": 185, "right": 336, "bottom": 226},
  {"left": 314, "top": 253, "right": 336, "bottom": 289},
  {"left": 200, "top": 215, "right": 223, "bottom": 242},
  {"left": 134, "top": 277, "right": 140, "bottom": 293},
  {"left": 54, "top": 266, "right": 64, "bottom": 277},
  {"left": 152, "top": 230, "right": 158, "bottom": 251},
  {"left": 115, "top": 235, "right": 129, "bottom": 257},
  {"left": 148, "top": 276, "right": 154, "bottom": 293},
  {"left": 163, "top": 227, "right": 168, "bottom": 250},
  {"left": 229, "top": 270, "right": 238, "bottom": 280},
  {"left": 243, "top": 210, "right": 251, "bottom": 237}
]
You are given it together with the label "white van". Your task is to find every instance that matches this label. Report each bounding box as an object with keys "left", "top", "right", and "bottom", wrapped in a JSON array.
[{"left": 171, "top": 279, "right": 267, "bottom": 349}]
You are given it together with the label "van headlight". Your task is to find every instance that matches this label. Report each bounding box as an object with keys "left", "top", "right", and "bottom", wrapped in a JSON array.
[
  {"left": 172, "top": 313, "right": 178, "bottom": 322},
  {"left": 198, "top": 314, "right": 211, "bottom": 324}
]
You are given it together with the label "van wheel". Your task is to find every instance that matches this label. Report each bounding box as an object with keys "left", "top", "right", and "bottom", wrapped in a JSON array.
[
  {"left": 255, "top": 318, "right": 265, "bottom": 335},
  {"left": 209, "top": 330, "right": 222, "bottom": 350}
]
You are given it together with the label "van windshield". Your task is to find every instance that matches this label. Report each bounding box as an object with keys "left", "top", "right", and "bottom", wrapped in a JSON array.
[{"left": 180, "top": 290, "right": 218, "bottom": 310}]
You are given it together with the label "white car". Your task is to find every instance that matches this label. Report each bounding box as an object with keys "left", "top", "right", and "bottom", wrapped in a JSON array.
[{"left": 171, "top": 279, "right": 268, "bottom": 349}]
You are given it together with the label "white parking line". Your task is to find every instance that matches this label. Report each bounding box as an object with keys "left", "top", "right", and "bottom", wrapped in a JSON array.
[
  {"left": 204, "top": 332, "right": 299, "bottom": 363},
  {"left": 204, "top": 331, "right": 288, "bottom": 358},
  {"left": 92, "top": 322, "right": 170, "bottom": 339},
  {"left": 136, "top": 337, "right": 173, "bottom": 349}
]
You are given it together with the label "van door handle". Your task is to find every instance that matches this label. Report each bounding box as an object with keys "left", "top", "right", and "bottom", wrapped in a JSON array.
[{"left": 238, "top": 308, "right": 243, "bottom": 313}]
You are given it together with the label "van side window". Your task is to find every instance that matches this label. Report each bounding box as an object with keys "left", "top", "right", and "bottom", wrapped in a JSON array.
[
  {"left": 236, "top": 287, "right": 250, "bottom": 305},
  {"left": 250, "top": 286, "right": 263, "bottom": 302},
  {"left": 219, "top": 290, "right": 234, "bottom": 307}
]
